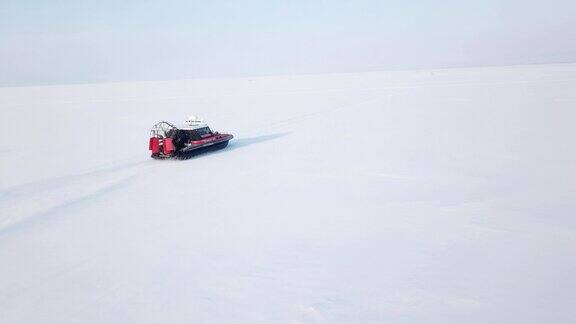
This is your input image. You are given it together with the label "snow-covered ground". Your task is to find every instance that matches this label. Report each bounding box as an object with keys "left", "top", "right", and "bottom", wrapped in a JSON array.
[{"left": 1, "top": 63, "right": 576, "bottom": 323}]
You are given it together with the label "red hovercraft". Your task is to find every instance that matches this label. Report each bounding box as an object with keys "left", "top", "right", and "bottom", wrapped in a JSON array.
[{"left": 149, "top": 116, "right": 233, "bottom": 159}]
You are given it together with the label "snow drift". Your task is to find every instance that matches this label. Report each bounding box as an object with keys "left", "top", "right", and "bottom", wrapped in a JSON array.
[{"left": 1, "top": 64, "right": 576, "bottom": 323}]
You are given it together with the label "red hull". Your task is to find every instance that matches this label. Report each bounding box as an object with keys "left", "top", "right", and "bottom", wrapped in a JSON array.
[{"left": 150, "top": 133, "right": 233, "bottom": 159}]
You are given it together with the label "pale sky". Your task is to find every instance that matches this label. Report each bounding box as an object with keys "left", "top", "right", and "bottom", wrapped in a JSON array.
[{"left": 1, "top": 0, "right": 575, "bottom": 86}]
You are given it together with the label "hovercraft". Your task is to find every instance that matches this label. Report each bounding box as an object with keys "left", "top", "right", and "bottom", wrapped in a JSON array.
[{"left": 149, "top": 116, "right": 233, "bottom": 159}]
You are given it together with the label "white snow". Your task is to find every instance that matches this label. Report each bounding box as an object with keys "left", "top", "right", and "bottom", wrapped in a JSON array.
[{"left": 1, "top": 63, "right": 576, "bottom": 323}]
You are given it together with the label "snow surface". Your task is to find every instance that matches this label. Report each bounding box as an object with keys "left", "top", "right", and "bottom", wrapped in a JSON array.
[{"left": 1, "top": 64, "right": 576, "bottom": 323}]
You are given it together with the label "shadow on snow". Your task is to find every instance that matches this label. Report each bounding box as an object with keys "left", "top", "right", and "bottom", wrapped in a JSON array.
[{"left": 226, "top": 132, "right": 290, "bottom": 151}]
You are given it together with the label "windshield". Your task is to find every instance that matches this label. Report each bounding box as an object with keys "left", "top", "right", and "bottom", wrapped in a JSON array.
[{"left": 193, "top": 127, "right": 212, "bottom": 138}]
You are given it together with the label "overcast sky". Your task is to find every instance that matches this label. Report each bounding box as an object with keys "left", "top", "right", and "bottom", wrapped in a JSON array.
[{"left": 1, "top": 0, "right": 575, "bottom": 86}]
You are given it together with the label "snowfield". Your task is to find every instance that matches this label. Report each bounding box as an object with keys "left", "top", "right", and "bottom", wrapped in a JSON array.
[{"left": 1, "top": 64, "right": 576, "bottom": 323}]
